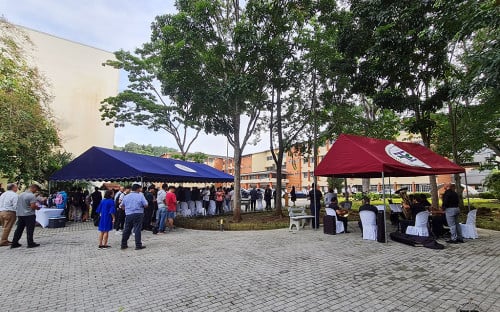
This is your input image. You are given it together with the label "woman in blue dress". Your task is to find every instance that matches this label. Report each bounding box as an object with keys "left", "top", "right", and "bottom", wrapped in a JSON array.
[{"left": 96, "top": 190, "right": 115, "bottom": 248}]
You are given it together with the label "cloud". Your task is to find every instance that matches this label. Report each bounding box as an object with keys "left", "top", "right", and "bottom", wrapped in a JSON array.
[{"left": 1, "top": 0, "right": 176, "bottom": 52}]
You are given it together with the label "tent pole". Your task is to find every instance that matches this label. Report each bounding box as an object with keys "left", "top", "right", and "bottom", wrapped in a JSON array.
[
  {"left": 382, "top": 172, "right": 387, "bottom": 243},
  {"left": 464, "top": 171, "right": 471, "bottom": 212},
  {"left": 344, "top": 178, "right": 348, "bottom": 201},
  {"left": 388, "top": 176, "right": 391, "bottom": 200}
]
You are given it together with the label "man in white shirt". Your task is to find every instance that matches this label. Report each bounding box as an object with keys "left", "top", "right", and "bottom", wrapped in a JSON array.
[
  {"left": 324, "top": 188, "right": 336, "bottom": 207},
  {"left": 0, "top": 183, "right": 19, "bottom": 246}
]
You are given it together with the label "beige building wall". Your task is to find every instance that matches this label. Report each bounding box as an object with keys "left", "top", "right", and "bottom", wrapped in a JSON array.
[{"left": 23, "top": 27, "right": 119, "bottom": 157}]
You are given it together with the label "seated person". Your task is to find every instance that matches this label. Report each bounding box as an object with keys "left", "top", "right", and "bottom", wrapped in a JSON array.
[
  {"left": 358, "top": 196, "right": 378, "bottom": 232},
  {"left": 328, "top": 197, "right": 349, "bottom": 233},
  {"left": 400, "top": 195, "right": 427, "bottom": 234},
  {"left": 421, "top": 194, "right": 446, "bottom": 237}
]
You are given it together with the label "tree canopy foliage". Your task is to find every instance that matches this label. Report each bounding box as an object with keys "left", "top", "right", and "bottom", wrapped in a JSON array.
[{"left": 0, "top": 19, "right": 61, "bottom": 184}]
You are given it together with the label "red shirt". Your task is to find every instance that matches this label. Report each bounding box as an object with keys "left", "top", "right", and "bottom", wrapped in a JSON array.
[{"left": 166, "top": 191, "right": 177, "bottom": 212}]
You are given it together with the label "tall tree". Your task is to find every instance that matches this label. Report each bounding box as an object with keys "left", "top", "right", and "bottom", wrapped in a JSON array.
[
  {"left": 344, "top": 0, "right": 454, "bottom": 206},
  {"left": 241, "top": 0, "right": 318, "bottom": 216},
  {"left": 0, "top": 19, "right": 60, "bottom": 184},
  {"left": 151, "top": 0, "right": 265, "bottom": 222},
  {"left": 101, "top": 42, "right": 202, "bottom": 157}
]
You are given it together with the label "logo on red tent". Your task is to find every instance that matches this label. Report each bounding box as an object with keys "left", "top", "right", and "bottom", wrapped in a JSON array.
[{"left": 385, "top": 144, "right": 431, "bottom": 168}]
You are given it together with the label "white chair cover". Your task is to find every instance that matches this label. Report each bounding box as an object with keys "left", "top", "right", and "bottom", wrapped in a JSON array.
[
  {"left": 359, "top": 210, "right": 377, "bottom": 241},
  {"left": 460, "top": 209, "right": 478, "bottom": 239},
  {"left": 195, "top": 201, "right": 205, "bottom": 216},
  {"left": 325, "top": 208, "right": 345, "bottom": 234},
  {"left": 208, "top": 200, "right": 216, "bottom": 215},
  {"left": 389, "top": 204, "right": 402, "bottom": 213},
  {"left": 256, "top": 199, "right": 263, "bottom": 211},
  {"left": 406, "top": 211, "right": 430, "bottom": 237},
  {"left": 188, "top": 201, "right": 195, "bottom": 213}
]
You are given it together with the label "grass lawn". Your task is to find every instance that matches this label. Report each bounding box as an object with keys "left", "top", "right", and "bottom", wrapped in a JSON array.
[{"left": 175, "top": 198, "right": 500, "bottom": 231}]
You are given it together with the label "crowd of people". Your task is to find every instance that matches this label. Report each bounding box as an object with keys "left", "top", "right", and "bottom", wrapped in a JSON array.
[{"left": 0, "top": 181, "right": 466, "bottom": 249}]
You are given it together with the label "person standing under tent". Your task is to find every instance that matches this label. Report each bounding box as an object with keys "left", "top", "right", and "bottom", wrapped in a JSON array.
[
  {"left": 120, "top": 184, "right": 148, "bottom": 250},
  {"left": 264, "top": 185, "right": 273, "bottom": 211},
  {"left": 442, "top": 183, "right": 464, "bottom": 244},
  {"left": 143, "top": 185, "right": 155, "bottom": 231},
  {"left": 308, "top": 183, "right": 322, "bottom": 229},
  {"left": 215, "top": 187, "right": 225, "bottom": 215},
  {"left": 324, "top": 188, "right": 335, "bottom": 207},
  {"left": 96, "top": 190, "right": 115, "bottom": 248},
  {"left": 90, "top": 187, "right": 102, "bottom": 221},
  {"left": 249, "top": 186, "right": 258, "bottom": 212},
  {"left": 155, "top": 184, "right": 168, "bottom": 234},
  {"left": 166, "top": 186, "right": 177, "bottom": 232}
]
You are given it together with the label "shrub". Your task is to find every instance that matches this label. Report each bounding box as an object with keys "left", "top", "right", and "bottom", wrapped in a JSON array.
[
  {"left": 485, "top": 172, "right": 500, "bottom": 199},
  {"left": 478, "top": 192, "right": 496, "bottom": 199}
]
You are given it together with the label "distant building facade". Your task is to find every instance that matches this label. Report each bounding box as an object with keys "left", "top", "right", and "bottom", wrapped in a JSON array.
[{"left": 22, "top": 26, "right": 119, "bottom": 157}]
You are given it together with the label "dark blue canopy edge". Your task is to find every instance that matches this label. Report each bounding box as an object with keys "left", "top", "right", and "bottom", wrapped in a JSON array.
[{"left": 50, "top": 146, "right": 234, "bottom": 183}]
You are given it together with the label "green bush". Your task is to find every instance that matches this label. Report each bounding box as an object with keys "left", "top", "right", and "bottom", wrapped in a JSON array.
[
  {"left": 478, "top": 192, "right": 496, "bottom": 199},
  {"left": 485, "top": 172, "right": 500, "bottom": 200}
]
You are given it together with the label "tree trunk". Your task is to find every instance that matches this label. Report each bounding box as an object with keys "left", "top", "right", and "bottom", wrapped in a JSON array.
[
  {"left": 429, "top": 175, "right": 439, "bottom": 209},
  {"left": 362, "top": 178, "right": 370, "bottom": 193},
  {"left": 448, "top": 102, "right": 465, "bottom": 209},
  {"left": 232, "top": 118, "right": 243, "bottom": 223}
]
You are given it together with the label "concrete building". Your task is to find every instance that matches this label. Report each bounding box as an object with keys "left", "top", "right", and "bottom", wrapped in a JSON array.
[{"left": 22, "top": 26, "right": 119, "bottom": 157}]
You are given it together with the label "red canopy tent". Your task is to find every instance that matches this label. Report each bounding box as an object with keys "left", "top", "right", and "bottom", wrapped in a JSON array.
[
  {"left": 314, "top": 134, "right": 464, "bottom": 178},
  {"left": 314, "top": 134, "right": 466, "bottom": 243}
]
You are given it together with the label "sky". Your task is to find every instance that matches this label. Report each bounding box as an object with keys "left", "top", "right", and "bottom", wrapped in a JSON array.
[{"left": 1, "top": 0, "right": 268, "bottom": 156}]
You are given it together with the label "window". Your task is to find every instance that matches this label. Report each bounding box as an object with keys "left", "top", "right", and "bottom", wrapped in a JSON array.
[
  {"left": 266, "top": 156, "right": 273, "bottom": 161},
  {"left": 303, "top": 172, "right": 308, "bottom": 178}
]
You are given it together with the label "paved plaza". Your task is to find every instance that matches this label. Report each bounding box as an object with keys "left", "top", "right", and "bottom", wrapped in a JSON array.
[{"left": 0, "top": 221, "right": 498, "bottom": 312}]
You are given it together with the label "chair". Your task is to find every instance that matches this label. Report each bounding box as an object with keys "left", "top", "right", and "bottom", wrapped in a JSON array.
[
  {"left": 460, "top": 210, "right": 478, "bottom": 239},
  {"left": 405, "top": 211, "right": 430, "bottom": 237},
  {"left": 325, "top": 208, "right": 345, "bottom": 234},
  {"left": 359, "top": 210, "right": 377, "bottom": 241}
]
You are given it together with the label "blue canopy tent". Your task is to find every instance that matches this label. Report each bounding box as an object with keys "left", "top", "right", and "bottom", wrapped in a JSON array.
[{"left": 50, "top": 146, "right": 234, "bottom": 183}]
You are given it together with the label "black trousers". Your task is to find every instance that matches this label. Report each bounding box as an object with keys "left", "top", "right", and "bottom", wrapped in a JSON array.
[
  {"left": 310, "top": 205, "right": 320, "bottom": 229},
  {"left": 114, "top": 208, "right": 125, "bottom": 230},
  {"left": 142, "top": 207, "right": 153, "bottom": 230},
  {"left": 265, "top": 199, "right": 272, "bottom": 210},
  {"left": 250, "top": 200, "right": 256, "bottom": 211},
  {"left": 13, "top": 215, "right": 36, "bottom": 245}
]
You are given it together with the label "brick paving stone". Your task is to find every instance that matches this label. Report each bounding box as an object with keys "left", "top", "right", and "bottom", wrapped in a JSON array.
[{"left": 0, "top": 222, "right": 498, "bottom": 311}]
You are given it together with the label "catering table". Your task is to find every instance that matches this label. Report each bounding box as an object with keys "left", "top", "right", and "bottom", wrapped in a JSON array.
[{"left": 36, "top": 208, "right": 64, "bottom": 228}]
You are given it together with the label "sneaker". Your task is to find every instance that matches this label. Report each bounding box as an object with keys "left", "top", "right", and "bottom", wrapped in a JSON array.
[
  {"left": 10, "top": 243, "right": 22, "bottom": 249},
  {"left": 135, "top": 245, "right": 146, "bottom": 250},
  {"left": 27, "top": 243, "right": 40, "bottom": 248}
]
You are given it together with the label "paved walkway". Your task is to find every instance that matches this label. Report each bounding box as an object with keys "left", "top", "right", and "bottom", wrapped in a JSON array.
[{"left": 0, "top": 221, "right": 498, "bottom": 312}]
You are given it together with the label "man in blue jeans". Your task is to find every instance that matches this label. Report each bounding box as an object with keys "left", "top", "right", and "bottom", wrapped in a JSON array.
[
  {"left": 120, "top": 184, "right": 148, "bottom": 250},
  {"left": 442, "top": 183, "right": 464, "bottom": 244},
  {"left": 155, "top": 184, "right": 168, "bottom": 234}
]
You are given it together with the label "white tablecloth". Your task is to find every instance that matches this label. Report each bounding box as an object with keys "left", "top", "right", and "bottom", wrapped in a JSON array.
[{"left": 36, "top": 208, "right": 64, "bottom": 228}]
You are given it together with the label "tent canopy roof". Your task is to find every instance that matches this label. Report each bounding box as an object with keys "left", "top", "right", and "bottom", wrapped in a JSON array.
[
  {"left": 50, "top": 146, "right": 234, "bottom": 183},
  {"left": 314, "top": 134, "right": 464, "bottom": 178}
]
